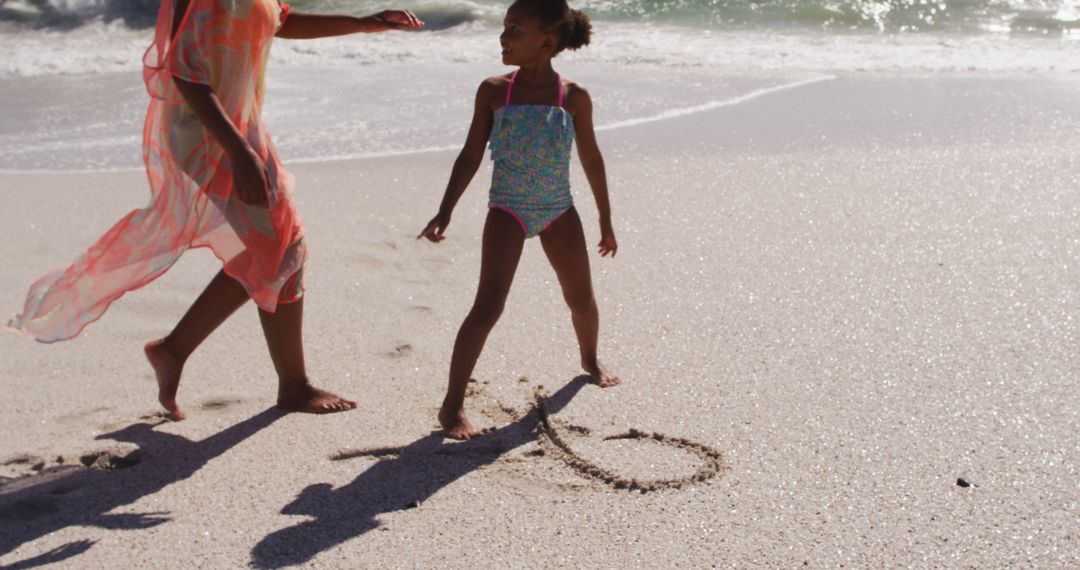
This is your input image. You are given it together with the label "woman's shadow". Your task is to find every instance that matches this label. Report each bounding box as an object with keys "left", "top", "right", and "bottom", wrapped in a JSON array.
[
  {"left": 250, "top": 376, "right": 591, "bottom": 569},
  {"left": 0, "top": 408, "right": 283, "bottom": 569}
]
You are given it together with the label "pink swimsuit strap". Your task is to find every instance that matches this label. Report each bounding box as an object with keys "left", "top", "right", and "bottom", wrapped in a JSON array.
[{"left": 505, "top": 69, "right": 564, "bottom": 107}]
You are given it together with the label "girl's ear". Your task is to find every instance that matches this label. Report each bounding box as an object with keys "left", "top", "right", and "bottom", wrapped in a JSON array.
[{"left": 540, "top": 31, "right": 558, "bottom": 54}]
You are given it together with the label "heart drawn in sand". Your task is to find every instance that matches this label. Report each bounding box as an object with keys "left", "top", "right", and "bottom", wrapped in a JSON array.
[{"left": 532, "top": 391, "right": 728, "bottom": 493}]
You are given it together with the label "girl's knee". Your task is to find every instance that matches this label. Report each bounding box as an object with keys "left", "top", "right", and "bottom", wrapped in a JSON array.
[
  {"left": 468, "top": 298, "right": 506, "bottom": 327},
  {"left": 566, "top": 294, "right": 596, "bottom": 316}
]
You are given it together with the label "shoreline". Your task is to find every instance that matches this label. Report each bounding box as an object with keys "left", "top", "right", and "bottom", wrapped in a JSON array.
[
  {"left": 0, "top": 72, "right": 838, "bottom": 175},
  {"left": 5, "top": 67, "right": 1074, "bottom": 176}
]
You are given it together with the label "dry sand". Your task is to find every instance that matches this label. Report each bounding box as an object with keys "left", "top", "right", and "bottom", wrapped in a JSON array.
[{"left": 1, "top": 74, "right": 1078, "bottom": 568}]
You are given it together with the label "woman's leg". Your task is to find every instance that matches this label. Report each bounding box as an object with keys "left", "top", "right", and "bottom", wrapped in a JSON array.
[
  {"left": 258, "top": 296, "right": 357, "bottom": 414},
  {"left": 538, "top": 208, "right": 619, "bottom": 387},
  {"left": 145, "top": 269, "right": 251, "bottom": 420},
  {"left": 439, "top": 208, "right": 526, "bottom": 439}
]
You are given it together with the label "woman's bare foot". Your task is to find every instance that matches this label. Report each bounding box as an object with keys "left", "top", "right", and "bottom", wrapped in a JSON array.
[
  {"left": 438, "top": 406, "right": 494, "bottom": 440},
  {"left": 277, "top": 381, "right": 357, "bottom": 414},
  {"left": 145, "top": 339, "right": 186, "bottom": 420},
  {"left": 584, "top": 359, "right": 620, "bottom": 388}
]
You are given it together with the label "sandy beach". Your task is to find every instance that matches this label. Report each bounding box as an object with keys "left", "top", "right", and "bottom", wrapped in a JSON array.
[{"left": 1, "top": 73, "right": 1078, "bottom": 567}]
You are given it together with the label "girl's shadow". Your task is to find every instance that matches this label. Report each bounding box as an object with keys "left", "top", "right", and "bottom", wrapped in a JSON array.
[
  {"left": 250, "top": 376, "right": 591, "bottom": 569},
  {"left": 0, "top": 408, "right": 283, "bottom": 568}
]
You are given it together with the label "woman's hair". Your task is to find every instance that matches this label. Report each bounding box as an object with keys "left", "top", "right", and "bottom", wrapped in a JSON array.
[{"left": 512, "top": 0, "right": 592, "bottom": 55}]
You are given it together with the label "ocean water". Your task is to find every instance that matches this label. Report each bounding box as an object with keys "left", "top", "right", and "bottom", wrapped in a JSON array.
[
  {"left": 1, "top": 0, "right": 1078, "bottom": 171},
  {"left": 4, "top": 0, "right": 1080, "bottom": 33}
]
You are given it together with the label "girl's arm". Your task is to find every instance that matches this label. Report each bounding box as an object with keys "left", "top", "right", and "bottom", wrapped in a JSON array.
[
  {"left": 276, "top": 10, "right": 422, "bottom": 39},
  {"left": 418, "top": 80, "right": 496, "bottom": 242},
  {"left": 568, "top": 84, "right": 617, "bottom": 257}
]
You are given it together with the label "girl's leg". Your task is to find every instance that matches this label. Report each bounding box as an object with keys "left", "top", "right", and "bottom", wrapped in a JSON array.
[
  {"left": 258, "top": 297, "right": 357, "bottom": 414},
  {"left": 439, "top": 208, "right": 526, "bottom": 439},
  {"left": 538, "top": 208, "right": 620, "bottom": 387},
  {"left": 145, "top": 269, "right": 251, "bottom": 420}
]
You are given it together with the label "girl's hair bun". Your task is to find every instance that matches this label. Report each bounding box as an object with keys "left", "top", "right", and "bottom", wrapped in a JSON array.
[
  {"left": 564, "top": 9, "right": 592, "bottom": 52},
  {"left": 514, "top": 0, "right": 592, "bottom": 55}
]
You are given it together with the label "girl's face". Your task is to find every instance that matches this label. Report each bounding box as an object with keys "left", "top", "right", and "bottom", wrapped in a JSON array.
[{"left": 500, "top": 5, "right": 556, "bottom": 66}]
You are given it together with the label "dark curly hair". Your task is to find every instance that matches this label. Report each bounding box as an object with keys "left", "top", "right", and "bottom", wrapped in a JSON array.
[{"left": 511, "top": 0, "right": 592, "bottom": 55}]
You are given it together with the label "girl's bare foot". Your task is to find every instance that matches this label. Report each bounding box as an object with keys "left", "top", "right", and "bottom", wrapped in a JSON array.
[
  {"left": 438, "top": 406, "right": 494, "bottom": 440},
  {"left": 277, "top": 382, "right": 357, "bottom": 414},
  {"left": 584, "top": 359, "right": 620, "bottom": 388},
  {"left": 145, "top": 339, "right": 186, "bottom": 420}
]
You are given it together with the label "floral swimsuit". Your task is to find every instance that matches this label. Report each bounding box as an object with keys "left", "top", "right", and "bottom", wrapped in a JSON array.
[{"left": 487, "top": 69, "right": 575, "bottom": 238}]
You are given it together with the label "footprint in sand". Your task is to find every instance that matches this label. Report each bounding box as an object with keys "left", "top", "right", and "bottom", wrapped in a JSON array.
[
  {"left": 463, "top": 377, "right": 493, "bottom": 399},
  {"left": 56, "top": 406, "right": 112, "bottom": 425},
  {"left": 0, "top": 448, "right": 142, "bottom": 523},
  {"left": 384, "top": 343, "right": 414, "bottom": 358},
  {"left": 330, "top": 446, "right": 404, "bottom": 461},
  {"left": 1, "top": 454, "right": 46, "bottom": 478},
  {"left": 348, "top": 253, "right": 388, "bottom": 268},
  {"left": 200, "top": 397, "right": 244, "bottom": 411},
  {"left": 78, "top": 449, "right": 142, "bottom": 471}
]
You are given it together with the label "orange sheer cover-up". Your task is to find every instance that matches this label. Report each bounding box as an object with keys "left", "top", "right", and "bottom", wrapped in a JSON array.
[{"left": 7, "top": 0, "right": 306, "bottom": 343}]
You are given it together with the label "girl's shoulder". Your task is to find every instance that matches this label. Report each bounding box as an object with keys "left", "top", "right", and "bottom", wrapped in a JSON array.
[
  {"left": 482, "top": 73, "right": 515, "bottom": 91},
  {"left": 561, "top": 78, "right": 592, "bottom": 115},
  {"left": 476, "top": 73, "right": 515, "bottom": 102},
  {"left": 561, "top": 77, "right": 587, "bottom": 98}
]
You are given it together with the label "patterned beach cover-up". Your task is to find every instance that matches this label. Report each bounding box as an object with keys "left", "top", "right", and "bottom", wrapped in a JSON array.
[{"left": 8, "top": 0, "right": 306, "bottom": 343}]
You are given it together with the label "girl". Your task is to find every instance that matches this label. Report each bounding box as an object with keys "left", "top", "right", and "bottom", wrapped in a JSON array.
[
  {"left": 8, "top": 0, "right": 422, "bottom": 419},
  {"left": 418, "top": 0, "right": 619, "bottom": 440}
]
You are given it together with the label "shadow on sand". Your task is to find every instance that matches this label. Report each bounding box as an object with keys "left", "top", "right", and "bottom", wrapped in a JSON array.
[
  {"left": 249, "top": 376, "right": 592, "bottom": 569},
  {"left": 0, "top": 408, "right": 284, "bottom": 568}
]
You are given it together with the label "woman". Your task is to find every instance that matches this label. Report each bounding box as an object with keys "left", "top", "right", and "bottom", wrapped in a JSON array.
[{"left": 8, "top": 0, "right": 423, "bottom": 419}]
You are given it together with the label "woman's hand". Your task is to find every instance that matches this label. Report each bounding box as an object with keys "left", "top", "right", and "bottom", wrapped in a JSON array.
[
  {"left": 369, "top": 10, "right": 424, "bottom": 31},
  {"left": 598, "top": 221, "right": 617, "bottom": 257},
  {"left": 232, "top": 149, "right": 271, "bottom": 208},
  {"left": 417, "top": 210, "right": 451, "bottom": 243}
]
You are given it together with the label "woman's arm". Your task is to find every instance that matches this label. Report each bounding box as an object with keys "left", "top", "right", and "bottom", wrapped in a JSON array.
[
  {"left": 166, "top": 0, "right": 269, "bottom": 206},
  {"left": 568, "top": 84, "right": 617, "bottom": 256},
  {"left": 276, "top": 10, "right": 422, "bottom": 39},
  {"left": 174, "top": 78, "right": 271, "bottom": 207},
  {"left": 418, "top": 80, "right": 496, "bottom": 242}
]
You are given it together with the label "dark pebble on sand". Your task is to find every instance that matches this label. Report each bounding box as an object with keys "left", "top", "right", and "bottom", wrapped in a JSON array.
[
  {"left": 403, "top": 500, "right": 421, "bottom": 510},
  {"left": 956, "top": 477, "right": 975, "bottom": 488}
]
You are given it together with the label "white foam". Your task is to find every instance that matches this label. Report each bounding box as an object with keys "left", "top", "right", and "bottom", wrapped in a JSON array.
[
  {"left": 597, "top": 75, "right": 835, "bottom": 131},
  {"left": 2, "top": 21, "right": 1079, "bottom": 78}
]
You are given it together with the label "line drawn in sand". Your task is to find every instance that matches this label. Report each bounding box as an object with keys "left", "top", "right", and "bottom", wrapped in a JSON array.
[{"left": 337, "top": 386, "right": 728, "bottom": 494}]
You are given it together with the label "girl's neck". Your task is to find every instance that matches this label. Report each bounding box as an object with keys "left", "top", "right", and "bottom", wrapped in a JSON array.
[{"left": 513, "top": 61, "right": 556, "bottom": 85}]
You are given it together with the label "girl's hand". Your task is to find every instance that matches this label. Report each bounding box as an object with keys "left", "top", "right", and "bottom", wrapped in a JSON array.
[
  {"left": 598, "top": 225, "right": 618, "bottom": 257},
  {"left": 417, "top": 210, "right": 451, "bottom": 243},
  {"left": 232, "top": 149, "right": 271, "bottom": 208},
  {"left": 370, "top": 10, "right": 424, "bottom": 31}
]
